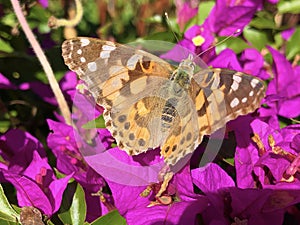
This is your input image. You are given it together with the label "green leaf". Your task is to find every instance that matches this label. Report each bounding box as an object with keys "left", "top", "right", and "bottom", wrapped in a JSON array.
[
  {"left": 82, "top": 115, "right": 106, "bottom": 129},
  {"left": 249, "top": 11, "right": 276, "bottom": 29},
  {"left": 1, "top": 13, "right": 17, "bottom": 27},
  {"left": 91, "top": 210, "right": 127, "bottom": 225},
  {"left": 274, "top": 32, "right": 284, "bottom": 49},
  {"left": 28, "top": 5, "right": 49, "bottom": 23},
  {"left": 0, "top": 121, "right": 10, "bottom": 133},
  {"left": 198, "top": 1, "right": 215, "bottom": 25},
  {"left": 0, "top": 218, "right": 19, "bottom": 225},
  {"left": 278, "top": 0, "right": 300, "bottom": 14},
  {"left": 83, "top": 1, "right": 99, "bottom": 25},
  {"left": 0, "top": 184, "right": 19, "bottom": 223},
  {"left": 243, "top": 27, "right": 269, "bottom": 50},
  {"left": 223, "top": 158, "right": 234, "bottom": 166},
  {"left": 54, "top": 168, "right": 74, "bottom": 180},
  {"left": 59, "top": 184, "right": 86, "bottom": 225},
  {"left": 286, "top": 27, "right": 300, "bottom": 60},
  {"left": 142, "top": 31, "right": 176, "bottom": 43},
  {"left": 216, "top": 37, "right": 249, "bottom": 54},
  {"left": 0, "top": 39, "right": 13, "bottom": 53}
]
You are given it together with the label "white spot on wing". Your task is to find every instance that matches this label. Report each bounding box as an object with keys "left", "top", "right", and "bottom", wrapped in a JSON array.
[
  {"left": 233, "top": 75, "right": 242, "bottom": 83},
  {"left": 100, "top": 51, "right": 110, "bottom": 59},
  {"left": 127, "top": 54, "right": 142, "bottom": 70},
  {"left": 102, "top": 45, "right": 116, "bottom": 51},
  {"left": 80, "top": 38, "right": 90, "bottom": 47},
  {"left": 231, "top": 81, "right": 239, "bottom": 91},
  {"left": 99, "top": 45, "right": 116, "bottom": 60},
  {"left": 250, "top": 79, "right": 260, "bottom": 88},
  {"left": 249, "top": 90, "right": 254, "bottom": 96},
  {"left": 80, "top": 57, "right": 86, "bottom": 63},
  {"left": 88, "top": 62, "right": 97, "bottom": 72},
  {"left": 230, "top": 98, "right": 240, "bottom": 108},
  {"left": 77, "top": 49, "right": 82, "bottom": 55},
  {"left": 242, "top": 97, "right": 247, "bottom": 103}
]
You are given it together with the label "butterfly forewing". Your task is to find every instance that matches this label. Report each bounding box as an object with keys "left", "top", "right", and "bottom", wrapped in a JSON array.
[
  {"left": 62, "top": 37, "right": 266, "bottom": 166},
  {"left": 192, "top": 68, "right": 265, "bottom": 137},
  {"left": 62, "top": 38, "right": 174, "bottom": 105}
]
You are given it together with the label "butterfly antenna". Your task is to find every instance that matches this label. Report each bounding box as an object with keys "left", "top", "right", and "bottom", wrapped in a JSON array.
[
  {"left": 197, "top": 29, "right": 241, "bottom": 57},
  {"left": 165, "top": 12, "right": 180, "bottom": 44},
  {"left": 165, "top": 12, "right": 191, "bottom": 61}
]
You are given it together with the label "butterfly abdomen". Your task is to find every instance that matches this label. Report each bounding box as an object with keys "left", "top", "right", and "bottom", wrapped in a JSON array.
[{"left": 161, "top": 98, "right": 178, "bottom": 131}]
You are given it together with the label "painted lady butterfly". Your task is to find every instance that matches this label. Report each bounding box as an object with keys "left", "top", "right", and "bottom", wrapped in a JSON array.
[{"left": 62, "top": 38, "right": 265, "bottom": 166}]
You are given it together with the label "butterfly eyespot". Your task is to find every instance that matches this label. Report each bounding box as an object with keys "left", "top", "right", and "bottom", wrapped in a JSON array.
[
  {"left": 129, "top": 133, "right": 135, "bottom": 140},
  {"left": 186, "top": 132, "right": 192, "bottom": 141},
  {"left": 118, "top": 115, "right": 127, "bottom": 123},
  {"left": 138, "top": 138, "right": 146, "bottom": 146},
  {"left": 124, "top": 122, "right": 130, "bottom": 130}
]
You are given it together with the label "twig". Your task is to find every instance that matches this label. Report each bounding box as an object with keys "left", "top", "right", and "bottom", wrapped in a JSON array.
[
  {"left": 10, "top": 0, "right": 71, "bottom": 125},
  {"left": 48, "top": 0, "right": 83, "bottom": 29}
]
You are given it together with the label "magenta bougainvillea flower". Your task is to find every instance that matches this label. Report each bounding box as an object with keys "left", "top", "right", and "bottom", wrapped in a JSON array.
[
  {"left": 208, "top": 48, "right": 242, "bottom": 71},
  {"left": 161, "top": 23, "right": 215, "bottom": 63},
  {"left": 281, "top": 28, "right": 295, "bottom": 41},
  {"left": 38, "top": 0, "right": 48, "bottom": 8},
  {"left": 261, "top": 46, "right": 300, "bottom": 119},
  {"left": 0, "top": 129, "right": 71, "bottom": 216},
  {"left": 106, "top": 164, "right": 209, "bottom": 225},
  {"left": 192, "top": 163, "right": 300, "bottom": 225},
  {"left": 234, "top": 118, "right": 300, "bottom": 188},
  {"left": 0, "top": 129, "right": 46, "bottom": 173},
  {"left": 2, "top": 152, "right": 72, "bottom": 216},
  {"left": 204, "top": 0, "right": 262, "bottom": 36},
  {"left": 47, "top": 119, "right": 106, "bottom": 189},
  {"left": 239, "top": 48, "right": 270, "bottom": 80},
  {"left": 0, "top": 73, "right": 17, "bottom": 89},
  {"left": 208, "top": 48, "right": 269, "bottom": 81},
  {"left": 47, "top": 119, "right": 109, "bottom": 220},
  {"left": 175, "top": 1, "right": 198, "bottom": 31},
  {"left": 19, "top": 71, "right": 77, "bottom": 106}
]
